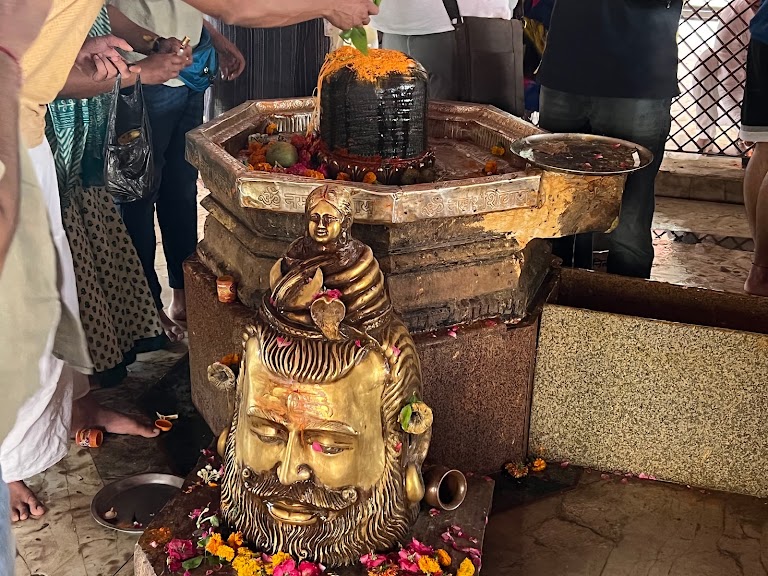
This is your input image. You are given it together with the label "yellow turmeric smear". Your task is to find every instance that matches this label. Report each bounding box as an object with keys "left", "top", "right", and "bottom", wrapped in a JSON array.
[{"left": 308, "top": 46, "right": 416, "bottom": 134}]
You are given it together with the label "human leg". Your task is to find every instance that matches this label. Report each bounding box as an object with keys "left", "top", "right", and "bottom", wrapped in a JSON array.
[
  {"left": 740, "top": 39, "right": 768, "bottom": 295},
  {"left": 538, "top": 86, "right": 593, "bottom": 268},
  {"left": 154, "top": 87, "right": 205, "bottom": 326},
  {"left": 743, "top": 144, "right": 768, "bottom": 295},
  {"left": 589, "top": 96, "right": 672, "bottom": 279},
  {"left": 382, "top": 32, "right": 459, "bottom": 100},
  {"left": 119, "top": 84, "right": 187, "bottom": 340},
  {"left": 0, "top": 470, "right": 14, "bottom": 575}
]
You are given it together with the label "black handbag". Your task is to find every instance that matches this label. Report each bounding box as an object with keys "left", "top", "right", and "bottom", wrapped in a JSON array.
[
  {"left": 103, "top": 74, "right": 154, "bottom": 203},
  {"left": 440, "top": 0, "right": 525, "bottom": 116}
]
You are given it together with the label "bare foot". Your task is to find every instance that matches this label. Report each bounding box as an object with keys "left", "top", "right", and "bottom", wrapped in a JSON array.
[
  {"left": 159, "top": 308, "right": 185, "bottom": 343},
  {"left": 168, "top": 289, "right": 187, "bottom": 330},
  {"left": 72, "top": 394, "right": 159, "bottom": 438},
  {"left": 744, "top": 264, "right": 768, "bottom": 297},
  {"left": 8, "top": 481, "right": 45, "bottom": 522}
]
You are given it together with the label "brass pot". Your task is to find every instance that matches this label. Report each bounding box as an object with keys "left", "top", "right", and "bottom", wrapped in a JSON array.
[{"left": 423, "top": 466, "right": 467, "bottom": 511}]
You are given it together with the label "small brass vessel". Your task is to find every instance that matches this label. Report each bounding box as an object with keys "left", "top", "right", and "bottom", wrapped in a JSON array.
[{"left": 423, "top": 466, "right": 467, "bottom": 511}]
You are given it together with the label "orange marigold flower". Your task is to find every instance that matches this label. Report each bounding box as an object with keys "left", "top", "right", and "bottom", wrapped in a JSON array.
[
  {"left": 254, "top": 162, "right": 273, "bottom": 172},
  {"left": 265, "top": 123, "right": 278, "bottom": 135},
  {"left": 483, "top": 160, "right": 498, "bottom": 175},
  {"left": 362, "top": 172, "right": 378, "bottom": 184},
  {"left": 418, "top": 556, "right": 441, "bottom": 574},
  {"left": 336, "top": 172, "right": 351, "bottom": 181},
  {"left": 228, "top": 532, "right": 244, "bottom": 549},
  {"left": 304, "top": 169, "right": 326, "bottom": 180},
  {"left": 206, "top": 533, "right": 223, "bottom": 555},
  {"left": 490, "top": 145, "right": 505, "bottom": 156},
  {"left": 457, "top": 558, "right": 476, "bottom": 576},
  {"left": 531, "top": 458, "right": 547, "bottom": 472},
  {"left": 436, "top": 549, "right": 452, "bottom": 567}
]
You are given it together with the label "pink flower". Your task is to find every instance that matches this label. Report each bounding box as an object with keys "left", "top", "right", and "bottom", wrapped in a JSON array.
[
  {"left": 409, "top": 538, "right": 434, "bottom": 556},
  {"left": 168, "top": 559, "right": 182, "bottom": 572},
  {"left": 395, "top": 442, "right": 402, "bottom": 453},
  {"left": 397, "top": 550, "right": 420, "bottom": 574},
  {"left": 189, "top": 508, "right": 203, "bottom": 519},
  {"left": 167, "top": 539, "right": 195, "bottom": 560},
  {"left": 325, "top": 289, "right": 343, "bottom": 300},
  {"left": 298, "top": 561, "right": 323, "bottom": 576},
  {"left": 440, "top": 531, "right": 453, "bottom": 543},
  {"left": 277, "top": 336, "right": 291, "bottom": 348},
  {"left": 184, "top": 571, "right": 192, "bottom": 576},
  {"left": 560, "top": 461, "right": 570, "bottom": 468},
  {"left": 355, "top": 340, "right": 362, "bottom": 348},
  {"left": 274, "top": 559, "right": 300, "bottom": 576},
  {"left": 360, "top": 553, "right": 387, "bottom": 569},
  {"left": 391, "top": 345, "right": 401, "bottom": 357},
  {"left": 311, "top": 442, "right": 323, "bottom": 453},
  {"left": 150, "top": 541, "right": 158, "bottom": 549}
]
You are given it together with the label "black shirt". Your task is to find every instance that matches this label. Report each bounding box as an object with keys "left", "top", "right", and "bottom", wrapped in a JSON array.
[{"left": 537, "top": 0, "right": 684, "bottom": 99}]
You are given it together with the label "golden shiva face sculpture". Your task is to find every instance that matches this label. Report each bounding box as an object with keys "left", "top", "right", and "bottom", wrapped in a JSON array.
[{"left": 219, "top": 185, "right": 432, "bottom": 566}]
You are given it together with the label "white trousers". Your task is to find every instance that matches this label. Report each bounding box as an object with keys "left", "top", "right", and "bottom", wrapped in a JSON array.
[{"left": 0, "top": 140, "right": 89, "bottom": 484}]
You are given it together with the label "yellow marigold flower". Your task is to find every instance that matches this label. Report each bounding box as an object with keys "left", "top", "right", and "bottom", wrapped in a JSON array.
[
  {"left": 490, "top": 145, "right": 505, "bottom": 156},
  {"left": 237, "top": 546, "right": 254, "bottom": 558},
  {"left": 266, "top": 123, "right": 278, "bottom": 135},
  {"left": 436, "top": 549, "right": 452, "bottom": 567},
  {"left": 228, "top": 532, "right": 244, "bottom": 549},
  {"left": 457, "top": 558, "right": 476, "bottom": 576},
  {"left": 269, "top": 552, "right": 292, "bottom": 570},
  {"left": 206, "top": 532, "right": 223, "bottom": 555},
  {"left": 217, "top": 544, "right": 236, "bottom": 562},
  {"left": 418, "top": 556, "right": 441, "bottom": 574},
  {"left": 233, "top": 555, "right": 266, "bottom": 576},
  {"left": 531, "top": 458, "right": 547, "bottom": 472}
]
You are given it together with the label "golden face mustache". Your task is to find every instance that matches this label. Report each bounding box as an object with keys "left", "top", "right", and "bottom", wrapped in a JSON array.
[{"left": 242, "top": 466, "right": 360, "bottom": 512}]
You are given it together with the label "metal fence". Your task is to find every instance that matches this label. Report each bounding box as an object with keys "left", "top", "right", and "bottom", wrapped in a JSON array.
[{"left": 668, "top": 0, "right": 757, "bottom": 157}]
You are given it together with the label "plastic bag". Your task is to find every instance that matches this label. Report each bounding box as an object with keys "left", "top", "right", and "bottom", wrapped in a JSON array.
[{"left": 103, "top": 75, "right": 153, "bottom": 203}]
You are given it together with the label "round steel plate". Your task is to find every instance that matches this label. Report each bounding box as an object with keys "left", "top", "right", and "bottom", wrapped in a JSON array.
[
  {"left": 91, "top": 473, "right": 184, "bottom": 533},
  {"left": 509, "top": 133, "right": 654, "bottom": 176}
]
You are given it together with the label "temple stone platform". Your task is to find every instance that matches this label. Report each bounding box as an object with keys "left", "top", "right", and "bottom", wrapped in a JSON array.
[{"left": 531, "top": 268, "right": 768, "bottom": 498}]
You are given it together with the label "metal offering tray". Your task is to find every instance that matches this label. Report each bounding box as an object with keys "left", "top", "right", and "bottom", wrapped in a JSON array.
[
  {"left": 510, "top": 133, "right": 654, "bottom": 176},
  {"left": 91, "top": 473, "right": 184, "bottom": 533},
  {"left": 187, "top": 99, "right": 547, "bottom": 224}
]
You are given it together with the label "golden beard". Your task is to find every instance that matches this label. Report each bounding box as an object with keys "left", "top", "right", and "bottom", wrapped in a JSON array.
[{"left": 220, "top": 408, "right": 417, "bottom": 566}]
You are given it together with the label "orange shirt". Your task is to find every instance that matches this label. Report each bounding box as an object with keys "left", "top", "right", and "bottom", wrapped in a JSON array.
[{"left": 20, "top": 0, "right": 103, "bottom": 147}]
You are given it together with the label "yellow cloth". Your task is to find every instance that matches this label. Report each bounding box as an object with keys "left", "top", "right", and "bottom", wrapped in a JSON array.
[
  {"left": 20, "top": 0, "right": 104, "bottom": 148},
  {"left": 0, "top": 145, "right": 60, "bottom": 442}
]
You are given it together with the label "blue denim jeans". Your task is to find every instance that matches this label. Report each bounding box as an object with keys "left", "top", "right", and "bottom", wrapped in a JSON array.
[
  {"left": 539, "top": 86, "right": 672, "bottom": 279},
  {"left": 0, "top": 469, "right": 13, "bottom": 576},
  {"left": 118, "top": 84, "right": 205, "bottom": 309}
]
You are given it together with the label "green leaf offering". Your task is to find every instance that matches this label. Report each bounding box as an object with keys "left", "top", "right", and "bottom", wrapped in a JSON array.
[
  {"left": 182, "top": 557, "right": 204, "bottom": 570},
  {"left": 340, "top": 0, "right": 382, "bottom": 54},
  {"left": 399, "top": 404, "right": 413, "bottom": 432}
]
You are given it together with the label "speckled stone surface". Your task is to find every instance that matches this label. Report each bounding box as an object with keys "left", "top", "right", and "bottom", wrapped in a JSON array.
[
  {"left": 530, "top": 304, "right": 768, "bottom": 497},
  {"left": 186, "top": 256, "right": 540, "bottom": 473}
]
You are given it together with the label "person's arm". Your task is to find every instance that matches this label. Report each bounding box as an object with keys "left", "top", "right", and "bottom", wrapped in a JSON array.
[
  {"left": 203, "top": 20, "right": 245, "bottom": 81},
  {"left": 0, "top": 51, "right": 20, "bottom": 274},
  {"left": 182, "top": 0, "right": 377, "bottom": 31}
]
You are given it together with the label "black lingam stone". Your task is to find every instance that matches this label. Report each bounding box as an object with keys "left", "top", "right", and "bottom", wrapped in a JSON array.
[{"left": 318, "top": 50, "right": 435, "bottom": 185}]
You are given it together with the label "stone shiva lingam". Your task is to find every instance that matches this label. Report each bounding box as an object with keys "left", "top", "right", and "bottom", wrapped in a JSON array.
[{"left": 215, "top": 184, "right": 435, "bottom": 566}]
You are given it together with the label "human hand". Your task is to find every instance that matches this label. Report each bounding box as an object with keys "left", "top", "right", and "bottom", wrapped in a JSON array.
[
  {"left": 139, "top": 52, "right": 189, "bottom": 84},
  {"left": 157, "top": 37, "right": 193, "bottom": 62},
  {"left": 76, "top": 34, "right": 138, "bottom": 81},
  {"left": 0, "top": 0, "right": 53, "bottom": 61},
  {"left": 213, "top": 36, "right": 245, "bottom": 81},
  {"left": 324, "top": 0, "right": 379, "bottom": 31}
]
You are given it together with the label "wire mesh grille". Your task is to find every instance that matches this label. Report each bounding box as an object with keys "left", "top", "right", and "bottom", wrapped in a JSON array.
[{"left": 670, "top": 0, "right": 757, "bottom": 157}]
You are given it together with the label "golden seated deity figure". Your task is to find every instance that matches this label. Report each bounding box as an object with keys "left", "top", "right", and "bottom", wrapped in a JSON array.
[{"left": 217, "top": 184, "right": 433, "bottom": 566}]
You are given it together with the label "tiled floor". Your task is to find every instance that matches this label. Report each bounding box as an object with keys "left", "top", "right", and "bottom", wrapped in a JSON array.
[{"left": 11, "top": 190, "right": 762, "bottom": 576}]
